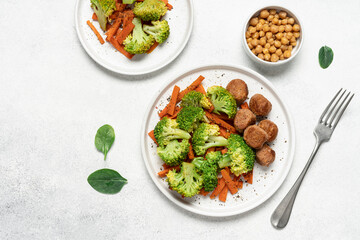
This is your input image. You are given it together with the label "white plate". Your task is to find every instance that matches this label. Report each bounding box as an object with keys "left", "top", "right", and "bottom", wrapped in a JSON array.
[
  {"left": 141, "top": 64, "right": 295, "bottom": 217},
  {"left": 75, "top": 0, "right": 193, "bottom": 75}
]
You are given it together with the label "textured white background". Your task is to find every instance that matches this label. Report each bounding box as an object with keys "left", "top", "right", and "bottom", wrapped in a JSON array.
[{"left": 1, "top": 0, "right": 359, "bottom": 239}]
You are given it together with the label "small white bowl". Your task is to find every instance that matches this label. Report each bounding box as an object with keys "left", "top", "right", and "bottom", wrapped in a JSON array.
[{"left": 243, "top": 6, "right": 304, "bottom": 66}]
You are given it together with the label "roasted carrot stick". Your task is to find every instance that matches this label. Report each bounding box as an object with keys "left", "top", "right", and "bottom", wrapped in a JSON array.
[
  {"left": 148, "top": 130, "right": 158, "bottom": 145},
  {"left": 116, "top": 22, "right": 135, "bottom": 45},
  {"left": 177, "top": 75, "right": 205, "bottom": 102},
  {"left": 92, "top": 13, "right": 98, "bottom": 21},
  {"left": 241, "top": 102, "right": 249, "bottom": 109},
  {"left": 205, "top": 112, "right": 236, "bottom": 133},
  {"left": 168, "top": 86, "right": 180, "bottom": 115},
  {"left": 109, "top": 37, "right": 134, "bottom": 59},
  {"left": 206, "top": 147, "right": 216, "bottom": 155},
  {"left": 87, "top": 20, "right": 105, "bottom": 44},
  {"left": 219, "top": 185, "right": 228, "bottom": 202},
  {"left": 158, "top": 166, "right": 180, "bottom": 177},
  {"left": 188, "top": 144, "right": 195, "bottom": 160},
  {"left": 195, "top": 84, "right": 206, "bottom": 95},
  {"left": 221, "top": 169, "right": 238, "bottom": 195},
  {"left": 237, "top": 181, "right": 243, "bottom": 189},
  {"left": 217, "top": 113, "right": 233, "bottom": 121},
  {"left": 199, "top": 188, "right": 210, "bottom": 196},
  {"left": 166, "top": 3, "right": 173, "bottom": 10},
  {"left": 210, "top": 178, "right": 225, "bottom": 199},
  {"left": 147, "top": 42, "right": 159, "bottom": 54},
  {"left": 219, "top": 127, "right": 231, "bottom": 139},
  {"left": 221, "top": 148, "right": 228, "bottom": 154},
  {"left": 161, "top": 107, "right": 182, "bottom": 120},
  {"left": 106, "top": 18, "right": 122, "bottom": 41},
  {"left": 208, "top": 104, "right": 214, "bottom": 112},
  {"left": 242, "top": 170, "right": 253, "bottom": 184}
]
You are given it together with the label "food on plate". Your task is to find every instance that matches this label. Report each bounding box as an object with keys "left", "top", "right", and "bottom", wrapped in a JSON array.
[
  {"left": 234, "top": 109, "right": 256, "bottom": 133},
  {"left": 207, "top": 86, "right": 237, "bottom": 119},
  {"left": 148, "top": 75, "right": 279, "bottom": 201},
  {"left": 249, "top": 93, "right": 272, "bottom": 116},
  {"left": 226, "top": 79, "right": 248, "bottom": 104},
  {"left": 244, "top": 125, "right": 268, "bottom": 149},
  {"left": 87, "top": 0, "right": 172, "bottom": 59},
  {"left": 246, "top": 8, "right": 301, "bottom": 62},
  {"left": 256, "top": 144, "right": 275, "bottom": 167},
  {"left": 258, "top": 119, "right": 278, "bottom": 142}
]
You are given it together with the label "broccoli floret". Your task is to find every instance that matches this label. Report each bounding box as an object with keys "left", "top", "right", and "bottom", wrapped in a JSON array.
[
  {"left": 167, "top": 162, "right": 203, "bottom": 197},
  {"left": 91, "top": 0, "right": 116, "bottom": 31},
  {"left": 193, "top": 151, "right": 222, "bottom": 191},
  {"left": 192, "top": 123, "right": 228, "bottom": 156},
  {"left": 218, "top": 153, "right": 232, "bottom": 169},
  {"left": 176, "top": 106, "right": 206, "bottom": 133},
  {"left": 143, "top": 20, "right": 170, "bottom": 44},
  {"left": 123, "top": 18, "right": 155, "bottom": 54},
  {"left": 207, "top": 86, "right": 237, "bottom": 119},
  {"left": 227, "top": 134, "right": 255, "bottom": 176},
  {"left": 154, "top": 117, "right": 191, "bottom": 147},
  {"left": 157, "top": 140, "right": 190, "bottom": 166},
  {"left": 133, "top": 0, "right": 167, "bottom": 21},
  {"left": 181, "top": 91, "right": 212, "bottom": 109}
]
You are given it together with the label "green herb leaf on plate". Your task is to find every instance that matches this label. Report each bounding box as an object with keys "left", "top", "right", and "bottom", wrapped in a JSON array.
[
  {"left": 87, "top": 168, "right": 127, "bottom": 194},
  {"left": 319, "top": 46, "right": 334, "bottom": 69},
  {"left": 95, "top": 124, "right": 115, "bottom": 160}
]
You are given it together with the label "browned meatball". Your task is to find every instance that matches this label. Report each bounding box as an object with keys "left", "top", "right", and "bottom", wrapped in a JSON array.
[
  {"left": 256, "top": 145, "right": 275, "bottom": 167},
  {"left": 243, "top": 125, "right": 269, "bottom": 149},
  {"left": 258, "top": 120, "right": 278, "bottom": 142},
  {"left": 234, "top": 109, "right": 256, "bottom": 133},
  {"left": 226, "top": 79, "right": 248, "bottom": 105},
  {"left": 249, "top": 94, "right": 272, "bottom": 116}
]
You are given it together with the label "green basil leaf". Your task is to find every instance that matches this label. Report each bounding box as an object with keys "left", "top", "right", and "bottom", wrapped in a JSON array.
[
  {"left": 319, "top": 46, "right": 334, "bottom": 69},
  {"left": 95, "top": 124, "right": 115, "bottom": 160},
  {"left": 87, "top": 169, "right": 127, "bottom": 194}
]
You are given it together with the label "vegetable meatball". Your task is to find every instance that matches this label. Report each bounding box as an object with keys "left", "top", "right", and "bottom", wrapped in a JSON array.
[
  {"left": 258, "top": 120, "right": 278, "bottom": 142},
  {"left": 234, "top": 109, "right": 256, "bottom": 133},
  {"left": 256, "top": 144, "right": 275, "bottom": 167},
  {"left": 249, "top": 94, "right": 272, "bottom": 116},
  {"left": 226, "top": 79, "right": 249, "bottom": 105},
  {"left": 243, "top": 125, "right": 268, "bottom": 149}
]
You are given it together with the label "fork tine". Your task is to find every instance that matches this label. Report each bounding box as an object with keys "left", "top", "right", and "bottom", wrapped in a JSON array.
[
  {"left": 323, "top": 89, "right": 346, "bottom": 124},
  {"left": 318, "top": 88, "right": 343, "bottom": 123},
  {"left": 327, "top": 91, "right": 351, "bottom": 125},
  {"left": 331, "top": 93, "right": 354, "bottom": 129}
]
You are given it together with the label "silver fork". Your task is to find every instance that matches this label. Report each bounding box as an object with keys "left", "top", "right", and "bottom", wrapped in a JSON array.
[{"left": 271, "top": 89, "right": 354, "bottom": 229}]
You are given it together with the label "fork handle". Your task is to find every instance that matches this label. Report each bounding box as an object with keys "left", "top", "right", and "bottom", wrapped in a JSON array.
[{"left": 270, "top": 141, "right": 322, "bottom": 229}]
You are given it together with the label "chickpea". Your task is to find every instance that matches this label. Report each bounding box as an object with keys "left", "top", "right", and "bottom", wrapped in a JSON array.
[
  {"left": 277, "top": 20, "right": 282, "bottom": 26},
  {"left": 288, "top": 17, "right": 295, "bottom": 25},
  {"left": 255, "top": 45, "right": 263, "bottom": 54},
  {"left": 294, "top": 32, "right": 300, "bottom": 38},
  {"left": 260, "top": 10, "right": 270, "bottom": 19},
  {"left": 290, "top": 36, "right": 296, "bottom": 43},
  {"left": 250, "top": 17, "right": 259, "bottom": 26},
  {"left": 265, "top": 20, "right": 269, "bottom": 24},
  {"left": 245, "top": 31, "right": 251, "bottom": 38},
  {"left": 248, "top": 42, "right": 253, "bottom": 49},
  {"left": 274, "top": 14, "right": 279, "bottom": 19},
  {"left": 279, "top": 11, "right": 287, "bottom": 19},
  {"left": 265, "top": 32, "right": 273, "bottom": 39},
  {"left": 270, "top": 25, "right": 279, "bottom": 33},
  {"left": 267, "top": 38, "right": 275, "bottom": 45},
  {"left": 249, "top": 26, "right": 257, "bottom": 33},
  {"left": 281, "top": 37, "right": 289, "bottom": 45},
  {"left": 283, "top": 50, "right": 291, "bottom": 58},
  {"left": 275, "top": 48, "right": 282, "bottom": 56},
  {"left": 285, "top": 24, "right": 292, "bottom": 32},
  {"left": 259, "top": 31, "right": 265, "bottom": 37},
  {"left": 264, "top": 43, "right": 271, "bottom": 49},
  {"left": 267, "top": 15, "right": 274, "bottom": 21},
  {"left": 274, "top": 40, "right": 281, "bottom": 48},
  {"left": 256, "top": 23, "right": 263, "bottom": 31},
  {"left": 291, "top": 41, "right": 297, "bottom": 47},
  {"left": 288, "top": 46, "right": 293, "bottom": 51},
  {"left": 293, "top": 24, "right": 300, "bottom": 32},
  {"left": 259, "top": 37, "right": 267, "bottom": 46},
  {"left": 259, "top": 19, "right": 266, "bottom": 24},
  {"left": 281, "top": 18, "right": 288, "bottom": 25},
  {"left": 279, "top": 25, "right": 285, "bottom": 33},
  {"left": 263, "top": 24, "right": 270, "bottom": 32},
  {"left": 286, "top": 32, "right": 293, "bottom": 40},
  {"left": 271, "top": 53, "right": 279, "bottom": 62},
  {"left": 263, "top": 48, "right": 269, "bottom": 54},
  {"left": 269, "top": 9, "right": 277, "bottom": 15},
  {"left": 269, "top": 45, "right": 276, "bottom": 53},
  {"left": 246, "top": 37, "right": 252, "bottom": 43},
  {"left": 276, "top": 32, "right": 283, "bottom": 40},
  {"left": 252, "top": 32, "right": 260, "bottom": 39},
  {"left": 252, "top": 49, "right": 256, "bottom": 54},
  {"left": 280, "top": 45, "right": 288, "bottom": 52},
  {"left": 258, "top": 53, "right": 265, "bottom": 60},
  {"left": 268, "top": 22, "right": 273, "bottom": 27},
  {"left": 272, "top": 18, "right": 279, "bottom": 25},
  {"left": 264, "top": 53, "right": 271, "bottom": 61},
  {"left": 280, "top": 54, "right": 285, "bottom": 60},
  {"left": 251, "top": 39, "right": 259, "bottom": 46}
]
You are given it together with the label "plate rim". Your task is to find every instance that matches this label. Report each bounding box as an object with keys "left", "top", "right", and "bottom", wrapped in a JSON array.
[
  {"left": 140, "top": 64, "right": 296, "bottom": 217},
  {"left": 74, "top": 0, "right": 194, "bottom": 75}
]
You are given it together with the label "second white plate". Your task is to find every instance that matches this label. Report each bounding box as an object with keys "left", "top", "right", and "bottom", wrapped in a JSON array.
[
  {"left": 141, "top": 64, "right": 295, "bottom": 217},
  {"left": 75, "top": 0, "right": 193, "bottom": 75}
]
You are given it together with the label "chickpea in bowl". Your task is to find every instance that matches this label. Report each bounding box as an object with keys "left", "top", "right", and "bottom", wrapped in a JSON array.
[{"left": 243, "top": 6, "right": 303, "bottom": 65}]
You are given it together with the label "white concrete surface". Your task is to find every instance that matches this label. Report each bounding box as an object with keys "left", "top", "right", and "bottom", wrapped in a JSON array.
[{"left": 1, "top": 0, "right": 359, "bottom": 239}]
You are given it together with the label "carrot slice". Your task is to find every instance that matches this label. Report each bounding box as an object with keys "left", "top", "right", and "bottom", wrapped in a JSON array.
[
  {"left": 168, "top": 86, "right": 180, "bottom": 115},
  {"left": 148, "top": 130, "right": 158, "bottom": 145},
  {"left": 242, "top": 170, "right": 253, "bottom": 184},
  {"left": 106, "top": 18, "right": 122, "bottom": 41},
  {"left": 195, "top": 84, "right": 206, "bottom": 95},
  {"left": 116, "top": 22, "right": 135, "bottom": 45},
  {"left": 205, "top": 112, "right": 236, "bottom": 133},
  {"left": 92, "top": 13, "right": 98, "bottom": 21},
  {"left": 219, "top": 185, "right": 228, "bottom": 202},
  {"left": 177, "top": 75, "right": 205, "bottom": 102},
  {"left": 219, "top": 127, "right": 231, "bottom": 139},
  {"left": 147, "top": 42, "right": 159, "bottom": 54},
  {"left": 158, "top": 166, "right": 180, "bottom": 178},
  {"left": 87, "top": 20, "right": 105, "bottom": 44},
  {"left": 241, "top": 102, "right": 249, "bottom": 109},
  {"left": 210, "top": 178, "right": 225, "bottom": 199},
  {"left": 221, "top": 169, "right": 238, "bottom": 194},
  {"left": 188, "top": 144, "right": 194, "bottom": 160},
  {"left": 109, "top": 37, "right": 134, "bottom": 59},
  {"left": 199, "top": 188, "right": 209, "bottom": 196}
]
